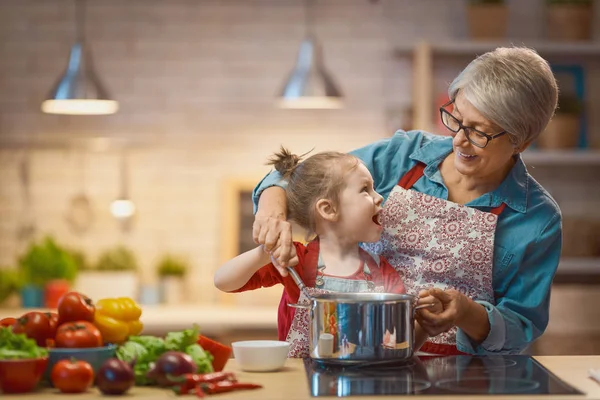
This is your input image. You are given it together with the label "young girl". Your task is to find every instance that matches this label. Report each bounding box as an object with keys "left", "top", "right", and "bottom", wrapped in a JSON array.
[{"left": 214, "top": 148, "right": 435, "bottom": 357}]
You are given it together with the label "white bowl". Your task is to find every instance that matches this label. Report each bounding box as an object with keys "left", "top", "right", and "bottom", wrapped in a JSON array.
[{"left": 232, "top": 340, "right": 290, "bottom": 372}]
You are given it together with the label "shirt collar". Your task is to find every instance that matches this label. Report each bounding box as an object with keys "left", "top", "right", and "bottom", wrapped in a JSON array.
[{"left": 409, "top": 136, "right": 528, "bottom": 214}]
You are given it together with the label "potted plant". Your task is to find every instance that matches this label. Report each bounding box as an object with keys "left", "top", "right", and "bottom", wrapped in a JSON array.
[
  {"left": 466, "top": 0, "right": 508, "bottom": 40},
  {"left": 546, "top": 0, "right": 593, "bottom": 41},
  {"left": 0, "top": 267, "right": 21, "bottom": 307},
  {"left": 537, "top": 93, "right": 584, "bottom": 149},
  {"left": 74, "top": 245, "right": 139, "bottom": 301},
  {"left": 156, "top": 255, "right": 189, "bottom": 305},
  {"left": 18, "top": 236, "right": 78, "bottom": 308}
]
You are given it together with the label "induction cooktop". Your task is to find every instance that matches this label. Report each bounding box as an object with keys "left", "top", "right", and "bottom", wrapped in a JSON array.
[{"left": 303, "top": 355, "right": 585, "bottom": 397}]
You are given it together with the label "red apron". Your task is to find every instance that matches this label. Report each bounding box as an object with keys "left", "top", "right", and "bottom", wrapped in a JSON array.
[{"left": 363, "top": 162, "right": 504, "bottom": 355}]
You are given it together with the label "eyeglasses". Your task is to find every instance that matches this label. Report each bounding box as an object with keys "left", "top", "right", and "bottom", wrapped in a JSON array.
[{"left": 439, "top": 100, "right": 507, "bottom": 149}]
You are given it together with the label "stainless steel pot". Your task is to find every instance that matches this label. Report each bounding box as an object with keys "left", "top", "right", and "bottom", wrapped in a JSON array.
[{"left": 286, "top": 267, "right": 430, "bottom": 364}]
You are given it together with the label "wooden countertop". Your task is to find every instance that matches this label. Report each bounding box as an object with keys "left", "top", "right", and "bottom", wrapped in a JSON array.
[{"left": 4, "top": 356, "right": 600, "bottom": 399}]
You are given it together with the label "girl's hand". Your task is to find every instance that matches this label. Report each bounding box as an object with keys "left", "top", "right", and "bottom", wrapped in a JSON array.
[{"left": 416, "top": 288, "right": 469, "bottom": 337}]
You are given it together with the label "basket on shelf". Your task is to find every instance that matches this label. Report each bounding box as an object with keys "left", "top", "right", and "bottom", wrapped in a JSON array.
[
  {"left": 546, "top": 0, "right": 593, "bottom": 41},
  {"left": 466, "top": 0, "right": 508, "bottom": 40},
  {"left": 537, "top": 93, "right": 583, "bottom": 149}
]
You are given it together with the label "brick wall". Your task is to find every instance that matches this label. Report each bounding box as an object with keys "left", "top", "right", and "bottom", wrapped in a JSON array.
[
  {"left": 1, "top": 0, "right": 600, "bottom": 313},
  {"left": 0, "top": 0, "right": 401, "bottom": 304}
]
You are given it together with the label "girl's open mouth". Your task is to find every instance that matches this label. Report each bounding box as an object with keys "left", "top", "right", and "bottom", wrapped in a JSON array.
[{"left": 372, "top": 214, "right": 381, "bottom": 226}]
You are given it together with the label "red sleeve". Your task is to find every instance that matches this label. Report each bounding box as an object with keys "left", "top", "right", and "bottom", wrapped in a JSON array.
[
  {"left": 229, "top": 242, "right": 310, "bottom": 342},
  {"left": 380, "top": 256, "right": 406, "bottom": 294},
  {"left": 231, "top": 262, "right": 283, "bottom": 292},
  {"left": 231, "top": 242, "right": 308, "bottom": 302}
]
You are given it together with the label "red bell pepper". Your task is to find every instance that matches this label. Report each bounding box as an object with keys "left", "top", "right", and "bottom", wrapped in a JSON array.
[{"left": 197, "top": 335, "right": 232, "bottom": 372}]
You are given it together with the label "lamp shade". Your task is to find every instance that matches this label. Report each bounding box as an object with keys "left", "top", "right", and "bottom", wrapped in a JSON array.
[
  {"left": 41, "top": 43, "right": 118, "bottom": 115},
  {"left": 278, "top": 36, "right": 343, "bottom": 109}
]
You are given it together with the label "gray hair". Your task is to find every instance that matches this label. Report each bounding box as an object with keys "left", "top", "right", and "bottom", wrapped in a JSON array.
[{"left": 448, "top": 47, "right": 558, "bottom": 148}]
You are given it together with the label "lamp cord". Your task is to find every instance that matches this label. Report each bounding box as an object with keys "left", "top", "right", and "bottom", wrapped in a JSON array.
[
  {"left": 75, "top": 0, "right": 86, "bottom": 43},
  {"left": 304, "top": 0, "right": 315, "bottom": 37}
]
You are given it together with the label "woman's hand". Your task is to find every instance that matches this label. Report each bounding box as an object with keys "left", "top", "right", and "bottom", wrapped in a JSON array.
[
  {"left": 266, "top": 239, "right": 299, "bottom": 277},
  {"left": 253, "top": 214, "right": 292, "bottom": 250},
  {"left": 416, "top": 292, "right": 444, "bottom": 319},
  {"left": 253, "top": 216, "right": 294, "bottom": 269},
  {"left": 416, "top": 288, "right": 469, "bottom": 337},
  {"left": 253, "top": 186, "right": 295, "bottom": 267}
]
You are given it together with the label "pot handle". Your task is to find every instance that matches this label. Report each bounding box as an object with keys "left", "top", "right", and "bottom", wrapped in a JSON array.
[
  {"left": 412, "top": 302, "right": 435, "bottom": 319},
  {"left": 287, "top": 302, "right": 310, "bottom": 309},
  {"left": 414, "top": 303, "right": 436, "bottom": 311}
]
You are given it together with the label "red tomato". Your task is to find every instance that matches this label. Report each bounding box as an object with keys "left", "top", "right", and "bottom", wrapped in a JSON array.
[
  {"left": 57, "top": 292, "right": 95, "bottom": 325},
  {"left": 0, "top": 317, "right": 16, "bottom": 327},
  {"left": 197, "top": 335, "right": 232, "bottom": 372},
  {"left": 11, "top": 311, "right": 53, "bottom": 347},
  {"left": 51, "top": 359, "right": 94, "bottom": 393},
  {"left": 47, "top": 312, "right": 59, "bottom": 337},
  {"left": 55, "top": 321, "right": 103, "bottom": 348}
]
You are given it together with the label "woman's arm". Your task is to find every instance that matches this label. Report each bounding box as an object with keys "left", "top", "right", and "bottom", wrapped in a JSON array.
[
  {"left": 253, "top": 186, "right": 293, "bottom": 269},
  {"left": 214, "top": 246, "right": 272, "bottom": 292}
]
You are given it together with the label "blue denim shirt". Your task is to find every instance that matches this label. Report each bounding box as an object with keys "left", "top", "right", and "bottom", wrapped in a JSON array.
[{"left": 253, "top": 130, "right": 562, "bottom": 354}]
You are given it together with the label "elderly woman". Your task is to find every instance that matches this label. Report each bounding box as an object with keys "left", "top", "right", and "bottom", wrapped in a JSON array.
[{"left": 252, "top": 47, "right": 561, "bottom": 355}]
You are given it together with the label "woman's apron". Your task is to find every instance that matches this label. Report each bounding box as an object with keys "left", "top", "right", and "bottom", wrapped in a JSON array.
[
  {"left": 286, "top": 253, "right": 383, "bottom": 358},
  {"left": 363, "top": 162, "right": 504, "bottom": 355}
]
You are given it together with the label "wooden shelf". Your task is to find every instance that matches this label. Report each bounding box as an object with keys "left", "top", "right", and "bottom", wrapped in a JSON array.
[
  {"left": 395, "top": 41, "right": 600, "bottom": 57},
  {"left": 557, "top": 258, "right": 600, "bottom": 275},
  {"left": 398, "top": 40, "right": 600, "bottom": 133},
  {"left": 522, "top": 150, "right": 600, "bottom": 166}
]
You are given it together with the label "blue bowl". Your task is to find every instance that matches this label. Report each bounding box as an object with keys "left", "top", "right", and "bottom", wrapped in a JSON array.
[{"left": 45, "top": 345, "right": 117, "bottom": 380}]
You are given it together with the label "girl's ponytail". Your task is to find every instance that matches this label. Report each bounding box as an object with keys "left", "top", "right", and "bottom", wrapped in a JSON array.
[{"left": 267, "top": 146, "right": 301, "bottom": 179}]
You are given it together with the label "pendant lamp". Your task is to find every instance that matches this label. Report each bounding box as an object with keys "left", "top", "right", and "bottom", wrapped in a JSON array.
[
  {"left": 278, "top": 0, "right": 343, "bottom": 109},
  {"left": 41, "top": 0, "right": 118, "bottom": 115}
]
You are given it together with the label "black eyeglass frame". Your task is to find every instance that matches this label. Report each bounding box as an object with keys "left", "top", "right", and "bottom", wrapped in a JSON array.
[{"left": 439, "top": 100, "right": 508, "bottom": 149}]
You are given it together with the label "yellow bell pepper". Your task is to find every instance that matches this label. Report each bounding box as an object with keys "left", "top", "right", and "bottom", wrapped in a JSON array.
[{"left": 94, "top": 297, "right": 143, "bottom": 344}]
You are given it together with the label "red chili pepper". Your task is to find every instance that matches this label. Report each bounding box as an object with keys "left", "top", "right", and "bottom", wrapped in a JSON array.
[
  {"left": 199, "top": 380, "right": 263, "bottom": 395},
  {"left": 195, "top": 384, "right": 206, "bottom": 398},
  {"left": 172, "top": 385, "right": 192, "bottom": 395},
  {"left": 170, "top": 372, "right": 237, "bottom": 395}
]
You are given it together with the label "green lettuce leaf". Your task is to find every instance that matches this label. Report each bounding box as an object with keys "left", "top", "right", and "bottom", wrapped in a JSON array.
[
  {"left": 0, "top": 327, "right": 48, "bottom": 359},
  {"left": 185, "top": 343, "right": 214, "bottom": 373}
]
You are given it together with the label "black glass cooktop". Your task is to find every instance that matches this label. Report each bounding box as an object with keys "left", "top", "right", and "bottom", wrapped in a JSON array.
[{"left": 303, "top": 355, "right": 585, "bottom": 397}]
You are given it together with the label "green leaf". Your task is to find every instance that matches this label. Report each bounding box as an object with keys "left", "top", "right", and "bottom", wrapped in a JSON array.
[
  {"left": 164, "top": 325, "right": 199, "bottom": 352},
  {"left": 18, "top": 236, "right": 78, "bottom": 286},
  {"left": 185, "top": 344, "right": 214, "bottom": 373},
  {"left": 0, "top": 327, "right": 48, "bottom": 360},
  {"left": 95, "top": 245, "right": 138, "bottom": 271}
]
